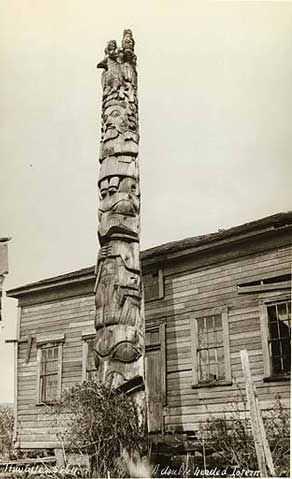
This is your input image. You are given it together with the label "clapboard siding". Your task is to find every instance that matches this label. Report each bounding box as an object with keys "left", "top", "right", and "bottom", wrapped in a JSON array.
[
  {"left": 16, "top": 293, "right": 96, "bottom": 447},
  {"left": 160, "top": 242, "right": 291, "bottom": 432},
  {"left": 15, "top": 228, "right": 291, "bottom": 446}
]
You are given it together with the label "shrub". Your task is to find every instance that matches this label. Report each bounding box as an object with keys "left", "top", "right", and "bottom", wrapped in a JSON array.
[
  {"left": 0, "top": 405, "right": 15, "bottom": 461},
  {"left": 263, "top": 394, "right": 290, "bottom": 477},
  {"left": 53, "top": 381, "right": 148, "bottom": 477},
  {"left": 199, "top": 394, "right": 290, "bottom": 477}
]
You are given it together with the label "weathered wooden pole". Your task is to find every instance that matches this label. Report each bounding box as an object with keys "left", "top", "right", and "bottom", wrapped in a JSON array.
[{"left": 94, "top": 30, "right": 145, "bottom": 418}]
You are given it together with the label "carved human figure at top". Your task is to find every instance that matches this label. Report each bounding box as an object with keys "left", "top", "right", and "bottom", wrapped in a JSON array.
[
  {"left": 96, "top": 40, "right": 117, "bottom": 69},
  {"left": 122, "top": 29, "right": 135, "bottom": 51},
  {"left": 97, "top": 29, "right": 136, "bottom": 70},
  {"left": 106, "top": 40, "right": 117, "bottom": 60}
]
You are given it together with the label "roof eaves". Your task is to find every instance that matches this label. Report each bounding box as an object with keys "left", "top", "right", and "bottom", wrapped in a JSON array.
[
  {"left": 7, "top": 270, "right": 95, "bottom": 298},
  {"left": 7, "top": 211, "right": 292, "bottom": 297}
]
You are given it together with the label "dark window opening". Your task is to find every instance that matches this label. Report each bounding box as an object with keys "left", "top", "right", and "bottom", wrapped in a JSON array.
[
  {"left": 86, "top": 338, "right": 98, "bottom": 381},
  {"left": 239, "top": 274, "right": 290, "bottom": 288},
  {"left": 144, "top": 271, "right": 160, "bottom": 301},
  {"left": 267, "top": 301, "right": 291, "bottom": 376}
]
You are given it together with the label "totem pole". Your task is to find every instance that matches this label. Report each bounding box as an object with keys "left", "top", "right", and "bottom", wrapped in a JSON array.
[{"left": 94, "top": 30, "right": 145, "bottom": 414}]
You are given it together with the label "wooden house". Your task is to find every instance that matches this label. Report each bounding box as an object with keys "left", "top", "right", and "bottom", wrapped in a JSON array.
[{"left": 7, "top": 212, "right": 291, "bottom": 452}]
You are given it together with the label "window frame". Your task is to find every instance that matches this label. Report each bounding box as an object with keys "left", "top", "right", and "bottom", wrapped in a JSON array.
[
  {"left": 190, "top": 306, "right": 232, "bottom": 388},
  {"left": 143, "top": 268, "right": 164, "bottom": 302},
  {"left": 36, "top": 333, "right": 64, "bottom": 405},
  {"left": 145, "top": 322, "right": 166, "bottom": 406},
  {"left": 81, "top": 332, "right": 97, "bottom": 382},
  {"left": 259, "top": 297, "right": 291, "bottom": 381}
]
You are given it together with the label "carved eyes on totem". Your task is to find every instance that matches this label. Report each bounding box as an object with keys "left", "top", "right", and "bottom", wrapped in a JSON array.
[
  {"left": 93, "top": 342, "right": 142, "bottom": 370},
  {"left": 112, "top": 342, "right": 141, "bottom": 362},
  {"left": 100, "top": 185, "right": 118, "bottom": 199},
  {"left": 99, "top": 177, "right": 140, "bottom": 200},
  {"left": 100, "top": 176, "right": 120, "bottom": 199}
]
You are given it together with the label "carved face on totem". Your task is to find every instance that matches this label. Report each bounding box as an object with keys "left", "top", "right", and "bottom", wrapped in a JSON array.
[
  {"left": 98, "top": 176, "right": 140, "bottom": 244},
  {"left": 94, "top": 256, "right": 143, "bottom": 389},
  {"left": 95, "top": 256, "right": 141, "bottom": 329},
  {"left": 101, "top": 102, "right": 138, "bottom": 158},
  {"left": 93, "top": 325, "right": 143, "bottom": 389}
]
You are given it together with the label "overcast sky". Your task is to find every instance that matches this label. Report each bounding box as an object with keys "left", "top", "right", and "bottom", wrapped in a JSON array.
[{"left": 0, "top": 1, "right": 291, "bottom": 402}]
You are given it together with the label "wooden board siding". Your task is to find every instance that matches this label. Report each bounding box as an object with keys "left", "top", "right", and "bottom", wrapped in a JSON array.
[
  {"left": 16, "top": 294, "right": 95, "bottom": 448},
  {"left": 145, "top": 239, "right": 291, "bottom": 433},
  {"left": 15, "top": 230, "right": 291, "bottom": 447}
]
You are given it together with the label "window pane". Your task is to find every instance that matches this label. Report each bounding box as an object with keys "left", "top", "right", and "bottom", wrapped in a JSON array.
[
  {"left": 270, "top": 339, "right": 281, "bottom": 357},
  {"left": 40, "top": 345, "right": 59, "bottom": 403},
  {"left": 277, "top": 303, "right": 288, "bottom": 320},
  {"left": 271, "top": 356, "right": 282, "bottom": 374},
  {"left": 217, "top": 346, "right": 224, "bottom": 364},
  {"left": 150, "top": 330, "right": 160, "bottom": 345},
  {"left": 268, "top": 301, "right": 291, "bottom": 376},
  {"left": 269, "top": 321, "right": 279, "bottom": 340},
  {"left": 208, "top": 363, "right": 217, "bottom": 380},
  {"left": 214, "top": 315, "right": 222, "bottom": 330},
  {"left": 268, "top": 305, "right": 277, "bottom": 322},
  {"left": 206, "top": 317, "right": 214, "bottom": 332},
  {"left": 218, "top": 360, "right": 225, "bottom": 380},
  {"left": 198, "top": 349, "right": 208, "bottom": 382},
  {"left": 197, "top": 319, "right": 207, "bottom": 348},
  {"left": 87, "top": 339, "right": 97, "bottom": 372},
  {"left": 208, "top": 348, "right": 216, "bottom": 363},
  {"left": 46, "top": 376, "right": 58, "bottom": 402},
  {"left": 281, "top": 337, "right": 291, "bottom": 360},
  {"left": 145, "top": 332, "right": 151, "bottom": 346},
  {"left": 144, "top": 272, "right": 159, "bottom": 301},
  {"left": 207, "top": 330, "right": 215, "bottom": 346},
  {"left": 282, "top": 354, "right": 291, "bottom": 372},
  {"left": 215, "top": 329, "right": 223, "bottom": 346},
  {"left": 196, "top": 314, "right": 225, "bottom": 383}
]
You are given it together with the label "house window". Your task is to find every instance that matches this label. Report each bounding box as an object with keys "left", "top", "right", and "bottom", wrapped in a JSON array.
[
  {"left": 237, "top": 273, "right": 291, "bottom": 294},
  {"left": 85, "top": 337, "right": 98, "bottom": 381},
  {"left": 261, "top": 300, "right": 291, "bottom": 379},
  {"left": 36, "top": 333, "right": 64, "bottom": 404},
  {"left": 143, "top": 268, "right": 164, "bottom": 302},
  {"left": 190, "top": 307, "right": 231, "bottom": 387},
  {"left": 40, "top": 345, "right": 60, "bottom": 403},
  {"left": 145, "top": 322, "right": 166, "bottom": 432},
  {"left": 82, "top": 333, "right": 98, "bottom": 382}
]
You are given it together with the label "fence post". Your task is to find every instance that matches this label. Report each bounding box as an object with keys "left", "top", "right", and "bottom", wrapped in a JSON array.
[{"left": 240, "top": 349, "right": 275, "bottom": 477}]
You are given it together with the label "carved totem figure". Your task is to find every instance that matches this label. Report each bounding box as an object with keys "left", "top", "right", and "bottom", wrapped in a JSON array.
[{"left": 95, "top": 30, "right": 144, "bottom": 405}]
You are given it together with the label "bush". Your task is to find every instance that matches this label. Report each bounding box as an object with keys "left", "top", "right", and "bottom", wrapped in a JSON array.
[
  {"left": 0, "top": 405, "right": 15, "bottom": 461},
  {"left": 263, "top": 394, "right": 290, "bottom": 476},
  {"left": 199, "top": 394, "right": 290, "bottom": 477},
  {"left": 53, "top": 381, "right": 148, "bottom": 477}
]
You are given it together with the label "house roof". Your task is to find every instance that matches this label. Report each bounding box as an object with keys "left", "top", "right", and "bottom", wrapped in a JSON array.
[
  {"left": 7, "top": 211, "right": 292, "bottom": 297},
  {"left": 141, "top": 211, "right": 292, "bottom": 260}
]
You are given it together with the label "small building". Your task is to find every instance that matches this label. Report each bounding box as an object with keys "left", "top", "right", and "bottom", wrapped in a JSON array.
[{"left": 7, "top": 212, "right": 291, "bottom": 451}]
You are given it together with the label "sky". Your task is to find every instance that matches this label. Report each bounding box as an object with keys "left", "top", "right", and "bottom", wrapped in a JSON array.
[{"left": 0, "top": 1, "right": 291, "bottom": 402}]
